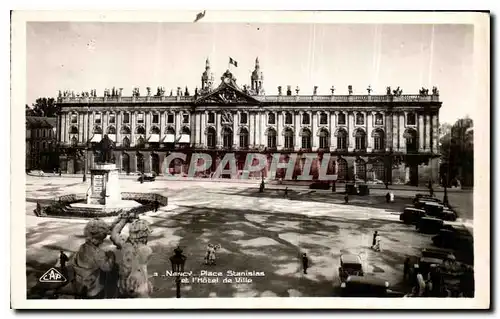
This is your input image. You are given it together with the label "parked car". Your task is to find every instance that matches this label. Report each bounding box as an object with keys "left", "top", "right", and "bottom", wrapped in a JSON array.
[
  {"left": 400, "top": 207, "right": 427, "bottom": 225},
  {"left": 432, "top": 226, "right": 473, "bottom": 249},
  {"left": 138, "top": 173, "right": 156, "bottom": 182},
  {"left": 339, "top": 275, "right": 398, "bottom": 297},
  {"left": 309, "top": 180, "right": 331, "bottom": 190},
  {"left": 421, "top": 247, "right": 456, "bottom": 261},
  {"left": 338, "top": 254, "right": 364, "bottom": 282},
  {"left": 414, "top": 197, "right": 442, "bottom": 209},
  {"left": 420, "top": 201, "right": 445, "bottom": 216},
  {"left": 416, "top": 217, "right": 444, "bottom": 234}
]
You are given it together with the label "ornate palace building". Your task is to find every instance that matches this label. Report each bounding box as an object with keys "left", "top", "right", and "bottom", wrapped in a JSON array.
[{"left": 56, "top": 58, "right": 441, "bottom": 185}]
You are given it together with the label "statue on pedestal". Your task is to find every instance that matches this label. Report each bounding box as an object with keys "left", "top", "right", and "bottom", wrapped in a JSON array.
[
  {"left": 277, "top": 86, "right": 282, "bottom": 95},
  {"left": 110, "top": 211, "right": 153, "bottom": 298},
  {"left": 95, "top": 134, "right": 115, "bottom": 164},
  {"left": 348, "top": 85, "right": 353, "bottom": 95},
  {"left": 386, "top": 86, "right": 392, "bottom": 95},
  {"left": 432, "top": 86, "right": 439, "bottom": 95},
  {"left": 146, "top": 87, "right": 151, "bottom": 96},
  {"left": 313, "top": 86, "right": 318, "bottom": 95},
  {"left": 296, "top": 86, "right": 300, "bottom": 95}
]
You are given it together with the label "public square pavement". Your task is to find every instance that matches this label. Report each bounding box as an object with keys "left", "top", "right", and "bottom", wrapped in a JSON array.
[{"left": 24, "top": 176, "right": 474, "bottom": 298}]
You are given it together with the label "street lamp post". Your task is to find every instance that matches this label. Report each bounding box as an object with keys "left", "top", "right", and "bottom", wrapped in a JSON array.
[
  {"left": 83, "top": 104, "right": 90, "bottom": 182},
  {"left": 169, "top": 246, "right": 187, "bottom": 298}
]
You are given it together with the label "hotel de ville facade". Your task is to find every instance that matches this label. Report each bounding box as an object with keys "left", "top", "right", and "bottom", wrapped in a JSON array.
[{"left": 56, "top": 58, "right": 441, "bottom": 186}]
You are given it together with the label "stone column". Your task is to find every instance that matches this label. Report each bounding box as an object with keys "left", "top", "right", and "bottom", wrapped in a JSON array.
[
  {"left": 312, "top": 111, "right": 319, "bottom": 149},
  {"left": 418, "top": 113, "right": 425, "bottom": 151},
  {"left": 385, "top": 112, "right": 393, "bottom": 151},
  {"left": 425, "top": 114, "right": 431, "bottom": 152},
  {"left": 432, "top": 113, "right": 439, "bottom": 153},
  {"left": 399, "top": 112, "right": 406, "bottom": 152},
  {"left": 249, "top": 112, "right": 255, "bottom": 147},
  {"left": 216, "top": 112, "right": 222, "bottom": 148},
  {"left": 78, "top": 113, "right": 84, "bottom": 143},
  {"left": 116, "top": 111, "right": 121, "bottom": 146},
  {"left": 159, "top": 111, "right": 165, "bottom": 143},
  {"left": 294, "top": 112, "right": 301, "bottom": 151},
  {"left": 367, "top": 111, "right": 374, "bottom": 152},
  {"left": 260, "top": 111, "right": 266, "bottom": 148},
  {"left": 64, "top": 112, "right": 70, "bottom": 144},
  {"left": 131, "top": 111, "right": 137, "bottom": 146},
  {"left": 330, "top": 111, "right": 337, "bottom": 151},
  {"left": 201, "top": 112, "right": 207, "bottom": 147},
  {"left": 102, "top": 111, "right": 108, "bottom": 137},
  {"left": 278, "top": 112, "right": 285, "bottom": 149},
  {"left": 233, "top": 111, "right": 239, "bottom": 148},
  {"left": 348, "top": 112, "right": 355, "bottom": 152},
  {"left": 175, "top": 111, "right": 181, "bottom": 138}
]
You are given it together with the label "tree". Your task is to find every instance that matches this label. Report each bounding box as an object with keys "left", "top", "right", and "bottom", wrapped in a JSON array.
[
  {"left": 439, "top": 117, "right": 474, "bottom": 187},
  {"left": 26, "top": 97, "right": 59, "bottom": 117}
]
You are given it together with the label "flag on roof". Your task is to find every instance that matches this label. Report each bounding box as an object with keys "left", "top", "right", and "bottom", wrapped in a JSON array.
[{"left": 229, "top": 57, "right": 238, "bottom": 67}]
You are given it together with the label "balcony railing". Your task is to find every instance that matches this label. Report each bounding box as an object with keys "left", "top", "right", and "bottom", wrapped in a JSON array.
[{"left": 59, "top": 93, "right": 439, "bottom": 104}]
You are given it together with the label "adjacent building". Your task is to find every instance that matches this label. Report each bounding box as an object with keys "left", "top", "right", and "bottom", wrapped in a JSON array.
[
  {"left": 55, "top": 58, "right": 441, "bottom": 185},
  {"left": 26, "top": 116, "right": 58, "bottom": 171}
]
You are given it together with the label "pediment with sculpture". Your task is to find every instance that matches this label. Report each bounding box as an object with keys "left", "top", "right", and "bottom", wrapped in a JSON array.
[{"left": 195, "top": 84, "right": 260, "bottom": 105}]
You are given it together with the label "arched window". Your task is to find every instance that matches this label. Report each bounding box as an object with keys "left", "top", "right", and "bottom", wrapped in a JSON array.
[
  {"left": 222, "top": 127, "right": 233, "bottom": 149},
  {"left": 284, "top": 128, "right": 294, "bottom": 149},
  {"left": 136, "top": 153, "right": 144, "bottom": 173},
  {"left": 268, "top": 113, "right": 276, "bottom": 125},
  {"left": 337, "top": 112, "right": 346, "bottom": 125},
  {"left": 320, "top": 112, "right": 328, "bottom": 125},
  {"left": 355, "top": 158, "right": 367, "bottom": 181},
  {"left": 150, "top": 126, "right": 160, "bottom": 134},
  {"left": 71, "top": 136, "right": 78, "bottom": 147},
  {"left": 355, "top": 129, "right": 367, "bottom": 150},
  {"left": 240, "top": 112, "right": 248, "bottom": 124},
  {"left": 302, "top": 113, "right": 310, "bottom": 125},
  {"left": 373, "top": 160, "right": 385, "bottom": 182},
  {"left": 407, "top": 112, "right": 416, "bottom": 126},
  {"left": 337, "top": 158, "right": 348, "bottom": 180},
  {"left": 239, "top": 127, "right": 249, "bottom": 148},
  {"left": 122, "top": 137, "right": 131, "bottom": 148},
  {"left": 301, "top": 128, "right": 311, "bottom": 149},
  {"left": 70, "top": 126, "right": 78, "bottom": 134},
  {"left": 93, "top": 126, "right": 102, "bottom": 134},
  {"left": 373, "top": 129, "right": 385, "bottom": 151},
  {"left": 107, "top": 126, "right": 116, "bottom": 134},
  {"left": 336, "top": 129, "right": 347, "bottom": 150},
  {"left": 375, "top": 113, "right": 384, "bottom": 126},
  {"left": 136, "top": 126, "right": 145, "bottom": 135},
  {"left": 120, "top": 126, "right": 131, "bottom": 134},
  {"left": 319, "top": 129, "right": 330, "bottom": 149},
  {"left": 405, "top": 128, "right": 418, "bottom": 153},
  {"left": 267, "top": 128, "right": 277, "bottom": 149},
  {"left": 285, "top": 112, "right": 293, "bottom": 125},
  {"left": 207, "top": 112, "right": 215, "bottom": 124},
  {"left": 356, "top": 113, "right": 365, "bottom": 125},
  {"left": 207, "top": 127, "right": 216, "bottom": 148}
]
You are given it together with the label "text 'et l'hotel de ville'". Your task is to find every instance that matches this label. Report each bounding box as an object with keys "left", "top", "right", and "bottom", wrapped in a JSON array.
[{"left": 55, "top": 57, "right": 442, "bottom": 186}]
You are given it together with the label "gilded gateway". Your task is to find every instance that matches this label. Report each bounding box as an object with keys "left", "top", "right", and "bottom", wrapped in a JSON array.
[{"left": 56, "top": 58, "right": 441, "bottom": 185}]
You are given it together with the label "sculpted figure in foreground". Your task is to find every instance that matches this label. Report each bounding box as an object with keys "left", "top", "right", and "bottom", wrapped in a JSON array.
[{"left": 111, "top": 211, "right": 153, "bottom": 298}]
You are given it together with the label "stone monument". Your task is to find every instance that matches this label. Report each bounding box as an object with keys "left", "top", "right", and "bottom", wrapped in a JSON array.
[{"left": 87, "top": 135, "right": 121, "bottom": 206}]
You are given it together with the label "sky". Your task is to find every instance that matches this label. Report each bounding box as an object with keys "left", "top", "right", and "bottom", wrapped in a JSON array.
[{"left": 26, "top": 22, "right": 474, "bottom": 124}]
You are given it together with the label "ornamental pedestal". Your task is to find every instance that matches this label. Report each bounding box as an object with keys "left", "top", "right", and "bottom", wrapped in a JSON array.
[{"left": 87, "top": 163, "right": 121, "bottom": 206}]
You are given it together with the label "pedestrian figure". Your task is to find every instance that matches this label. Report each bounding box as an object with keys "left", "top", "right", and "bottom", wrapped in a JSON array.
[
  {"left": 302, "top": 253, "right": 309, "bottom": 274},
  {"left": 204, "top": 244, "right": 220, "bottom": 265},
  {"left": 403, "top": 256, "right": 410, "bottom": 281},
  {"left": 372, "top": 232, "right": 381, "bottom": 252},
  {"left": 385, "top": 192, "right": 391, "bottom": 203},
  {"left": 344, "top": 194, "right": 349, "bottom": 204},
  {"left": 284, "top": 187, "right": 289, "bottom": 198},
  {"left": 59, "top": 250, "right": 69, "bottom": 274},
  {"left": 140, "top": 174, "right": 144, "bottom": 184},
  {"left": 416, "top": 271, "right": 426, "bottom": 297},
  {"left": 259, "top": 180, "right": 265, "bottom": 193},
  {"left": 372, "top": 231, "right": 378, "bottom": 247},
  {"left": 59, "top": 169, "right": 62, "bottom": 177},
  {"left": 331, "top": 181, "right": 336, "bottom": 193},
  {"left": 153, "top": 200, "right": 159, "bottom": 212}
]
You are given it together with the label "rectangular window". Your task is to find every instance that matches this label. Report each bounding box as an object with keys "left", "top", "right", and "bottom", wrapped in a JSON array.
[
  {"left": 167, "top": 114, "right": 174, "bottom": 124},
  {"left": 183, "top": 114, "right": 189, "bottom": 124},
  {"left": 137, "top": 113, "right": 144, "bottom": 124},
  {"left": 240, "top": 113, "right": 248, "bottom": 124},
  {"left": 208, "top": 113, "right": 215, "bottom": 124},
  {"left": 338, "top": 114, "right": 346, "bottom": 125},
  {"left": 123, "top": 113, "right": 130, "bottom": 124},
  {"left": 95, "top": 113, "right": 101, "bottom": 124},
  {"left": 152, "top": 114, "right": 159, "bottom": 124},
  {"left": 42, "top": 130, "right": 46, "bottom": 138},
  {"left": 109, "top": 113, "right": 116, "bottom": 124},
  {"left": 71, "top": 114, "right": 78, "bottom": 124}
]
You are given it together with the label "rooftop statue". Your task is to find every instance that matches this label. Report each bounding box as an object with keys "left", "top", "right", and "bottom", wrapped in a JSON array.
[
  {"left": 296, "top": 86, "right": 300, "bottom": 95},
  {"left": 277, "top": 86, "right": 282, "bottom": 95},
  {"left": 330, "top": 86, "right": 335, "bottom": 95},
  {"left": 146, "top": 87, "right": 151, "bottom": 96},
  {"left": 348, "top": 85, "right": 353, "bottom": 95},
  {"left": 313, "top": 86, "right": 318, "bottom": 95},
  {"left": 432, "top": 86, "right": 439, "bottom": 95},
  {"left": 386, "top": 86, "right": 392, "bottom": 95},
  {"left": 367, "top": 85, "right": 372, "bottom": 95}
]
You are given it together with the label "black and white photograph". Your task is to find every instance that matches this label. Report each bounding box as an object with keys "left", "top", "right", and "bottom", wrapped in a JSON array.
[{"left": 10, "top": 10, "right": 490, "bottom": 309}]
